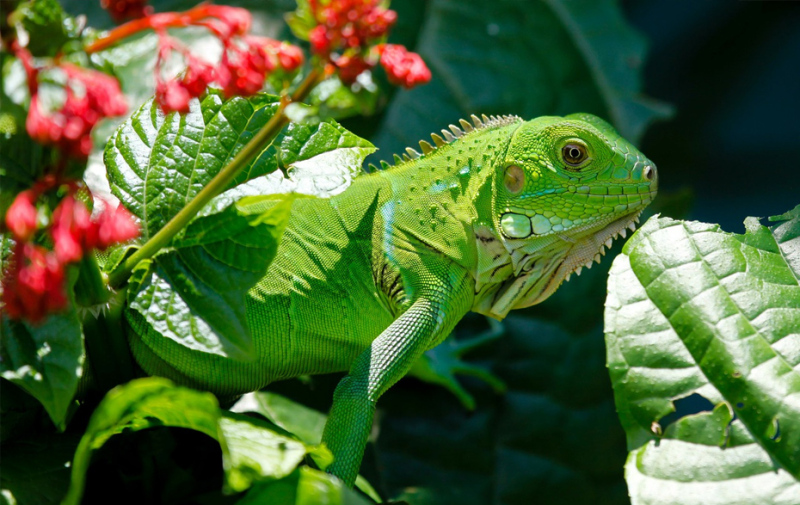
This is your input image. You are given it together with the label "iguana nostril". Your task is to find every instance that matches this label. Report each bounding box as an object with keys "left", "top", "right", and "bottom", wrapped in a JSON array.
[{"left": 643, "top": 165, "right": 655, "bottom": 181}]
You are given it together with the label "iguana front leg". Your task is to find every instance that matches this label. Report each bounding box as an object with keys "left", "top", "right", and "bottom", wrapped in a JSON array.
[
  {"left": 321, "top": 264, "right": 474, "bottom": 486},
  {"left": 409, "top": 318, "right": 506, "bottom": 410}
]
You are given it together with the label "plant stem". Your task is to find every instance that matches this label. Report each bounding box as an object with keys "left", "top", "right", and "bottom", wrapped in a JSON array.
[
  {"left": 108, "top": 68, "right": 322, "bottom": 288},
  {"left": 74, "top": 253, "right": 110, "bottom": 307},
  {"left": 84, "top": 4, "right": 237, "bottom": 54}
]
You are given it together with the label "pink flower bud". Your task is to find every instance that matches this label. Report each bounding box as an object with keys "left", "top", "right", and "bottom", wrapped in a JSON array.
[
  {"left": 156, "top": 79, "right": 192, "bottom": 114},
  {"left": 181, "top": 58, "right": 217, "bottom": 96},
  {"left": 379, "top": 44, "right": 431, "bottom": 89},
  {"left": 274, "top": 43, "right": 304, "bottom": 72},
  {"left": 309, "top": 25, "right": 330, "bottom": 55},
  {"left": 5, "top": 190, "right": 38, "bottom": 241},
  {"left": 96, "top": 204, "right": 139, "bottom": 249},
  {"left": 50, "top": 195, "right": 96, "bottom": 264},
  {"left": 25, "top": 65, "right": 126, "bottom": 159},
  {"left": 334, "top": 54, "right": 371, "bottom": 85},
  {"left": 217, "top": 38, "right": 274, "bottom": 98},
  {"left": 2, "top": 244, "right": 67, "bottom": 322}
]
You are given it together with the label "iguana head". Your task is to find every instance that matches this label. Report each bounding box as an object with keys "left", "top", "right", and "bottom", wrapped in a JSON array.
[{"left": 474, "top": 113, "right": 657, "bottom": 319}]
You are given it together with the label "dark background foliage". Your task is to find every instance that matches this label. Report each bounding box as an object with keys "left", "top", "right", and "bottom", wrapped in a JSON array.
[{"left": 16, "top": 0, "right": 800, "bottom": 503}]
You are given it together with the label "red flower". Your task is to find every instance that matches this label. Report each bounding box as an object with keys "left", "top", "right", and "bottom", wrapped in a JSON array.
[
  {"left": 25, "top": 64, "right": 127, "bottom": 159},
  {"left": 334, "top": 54, "right": 370, "bottom": 85},
  {"left": 101, "top": 0, "right": 149, "bottom": 24},
  {"left": 2, "top": 243, "right": 67, "bottom": 322},
  {"left": 49, "top": 195, "right": 140, "bottom": 264},
  {"left": 181, "top": 57, "right": 217, "bottom": 96},
  {"left": 217, "top": 37, "right": 274, "bottom": 98},
  {"left": 51, "top": 195, "right": 96, "bottom": 264},
  {"left": 303, "top": 2, "right": 428, "bottom": 88},
  {"left": 61, "top": 64, "right": 128, "bottom": 119},
  {"left": 96, "top": 203, "right": 140, "bottom": 249},
  {"left": 155, "top": 79, "right": 192, "bottom": 114},
  {"left": 308, "top": 0, "right": 397, "bottom": 57},
  {"left": 379, "top": 44, "right": 431, "bottom": 89},
  {"left": 5, "top": 190, "right": 38, "bottom": 242},
  {"left": 309, "top": 25, "right": 330, "bottom": 55},
  {"left": 266, "top": 41, "right": 305, "bottom": 72}
]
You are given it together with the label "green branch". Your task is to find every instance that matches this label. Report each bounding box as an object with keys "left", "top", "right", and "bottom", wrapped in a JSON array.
[{"left": 108, "top": 68, "right": 323, "bottom": 289}]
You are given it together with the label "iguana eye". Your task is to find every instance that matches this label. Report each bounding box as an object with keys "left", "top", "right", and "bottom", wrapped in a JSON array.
[
  {"left": 562, "top": 143, "right": 588, "bottom": 167},
  {"left": 504, "top": 165, "right": 525, "bottom": 193}
]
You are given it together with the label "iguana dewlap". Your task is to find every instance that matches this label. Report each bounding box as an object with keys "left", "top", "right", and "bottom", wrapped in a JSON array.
[{"left": 125, "top": 113, "right": 657, "bottom": 485}]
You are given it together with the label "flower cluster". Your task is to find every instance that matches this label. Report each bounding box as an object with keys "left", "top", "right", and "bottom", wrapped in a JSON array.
[
  {"left": 16, "top": 48, "right": 128, "bottom": 160},
  {"left": 308, "top": 0, "right": 397, "bottom": 56},
  {"left": 305, "top": 0, "right": 430, "bottom": 88},
  {"left": 2, "top": 187, "right": 139, "bottom": 322},
  {"left": 118, "top": 5, "right": 304, "bottom": 114}
]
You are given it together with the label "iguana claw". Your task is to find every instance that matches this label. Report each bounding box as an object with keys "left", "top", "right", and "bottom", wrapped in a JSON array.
[{"left": 408, "top": 319, "right": 507, "bottom": 410}]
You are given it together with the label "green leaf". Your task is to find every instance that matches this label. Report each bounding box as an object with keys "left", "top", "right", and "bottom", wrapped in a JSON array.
[
  {"left": 218, "top": 118, "right": 376, "bottom": 202},
  {"left": 64, "top": 378, "right": 221, "bottom": 505},
  {"left": 306, "top": 75, "right": 381, "bottom": 121},
  {"left": 233, "top": 391, "right": 327, "bottom": 446},
  {"left": 63, "top": 378, "right": 327, "bottom": 504},
  {"left": 237, "top": 467, "right": 373, "bottom": 505},
  {"left": 104, "top": 90, "right": 282, "bottom": 240},
  {"left": 231, "top": 392, "right": 381, "bottom": 502},
  {"left": 605, "top": 209, "right": 800, "bottom": 502},
  {"left": 625, "top": 436, "right": 800, "bottom": 505},
  {"left": 8, "top": 0, "right": 75, "bottom": 57},
  {"left": 371, "top": 0, "right": 670, "bottom": 162},
  {"left": 288, "top": 309, "right": 627, "bottom": 505},
  {"left": 768, "top": 204, "right": 800, "bottom": 278},
  {"left": 219, "top": 411, "right": 330, "bottom": 493},
  {"left": 285, "top": 0, "right": 316, "bottom": 41},
  {"left": 0, "top": 307, "right": 84, "bottom": 431},
  {"left": 127, "top": 196, "right": 294, "bottom": 360}
]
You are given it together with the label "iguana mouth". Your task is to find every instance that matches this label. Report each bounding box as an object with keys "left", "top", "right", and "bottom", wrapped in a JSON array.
[
  {"left": 554, "top": 208, "right": 644, "bottom": 283},
  {"left": 473, "top": 205, "right": 649, "bottom": 320}
]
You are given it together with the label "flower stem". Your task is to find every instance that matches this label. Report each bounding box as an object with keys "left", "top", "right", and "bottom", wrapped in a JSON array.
[
  {"left": 108, "top": 68, "right": 322, "bottom": 289},
  {"left": 84, "top": 5, "right": 235, "bottom": 54}
]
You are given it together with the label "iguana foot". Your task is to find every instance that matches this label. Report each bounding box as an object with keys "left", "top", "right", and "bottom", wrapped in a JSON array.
[{"left": 409, "top": 319, "right": 506, "bottom": 410}]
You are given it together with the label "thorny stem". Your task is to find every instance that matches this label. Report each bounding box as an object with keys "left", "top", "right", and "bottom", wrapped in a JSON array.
[{"left": 107, "top": 68, "right": 323, "bottom": 289}]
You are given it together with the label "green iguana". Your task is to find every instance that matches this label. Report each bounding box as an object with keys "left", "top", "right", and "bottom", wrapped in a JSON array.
[{"left": 124, "top": 113, "right": 657, "bottom": 486}]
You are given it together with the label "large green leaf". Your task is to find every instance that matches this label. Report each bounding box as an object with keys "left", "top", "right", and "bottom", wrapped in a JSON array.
[
  {"left": 110, "top": 90, "right": 374, "bottom": 358},
  {"left": 215, "top": 117, "right": 376, "bottom": 204},
  {"left": 370, "top": 0, "right": 670, "bottom": 162},
  {"left": 605, "top": 206, "right": 800, "bottom": 503},
  {"left": 104, "top": 91, "right": 281, "bottom": 239},
  {"left": 105, "top": 90, "right": 375, "bottom": 237},
  {"left": 63, "top": 378, "right": 329, "bottom": 505},
  {"left": 0, "top": 301, "right": 84, "bottom": 431}
]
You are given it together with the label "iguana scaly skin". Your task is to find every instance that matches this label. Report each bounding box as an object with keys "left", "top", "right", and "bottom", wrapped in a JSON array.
[{"left": 125, "top": 113, "right": 657, "bottom": 485}]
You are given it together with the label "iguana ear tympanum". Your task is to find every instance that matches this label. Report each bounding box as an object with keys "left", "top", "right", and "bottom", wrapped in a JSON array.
[{"left": 125, "top": 113, "right": 657, "bottom": 485}]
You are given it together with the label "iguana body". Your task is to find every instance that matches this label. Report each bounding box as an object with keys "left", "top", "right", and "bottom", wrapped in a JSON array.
[{"left": 126, "top": 113, "right": 657, "bottom": 485}]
